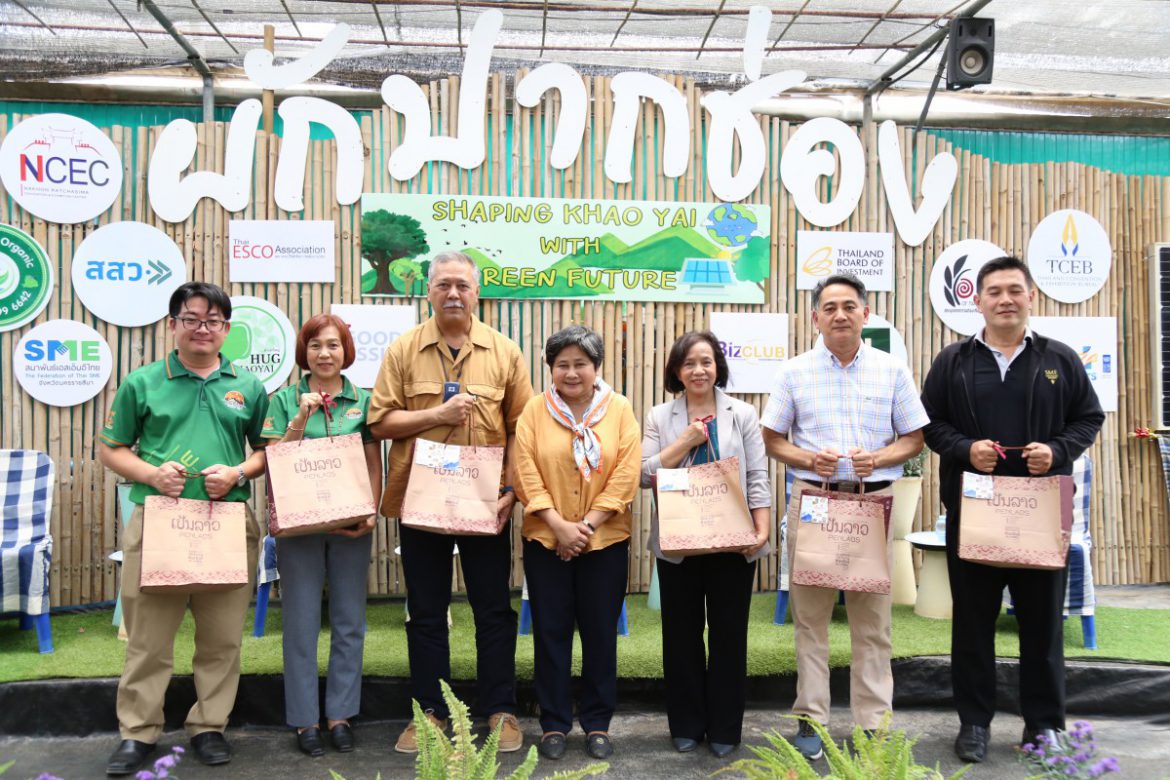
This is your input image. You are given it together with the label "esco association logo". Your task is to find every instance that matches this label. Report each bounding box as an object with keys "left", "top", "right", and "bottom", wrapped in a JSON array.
[
  {"left": 801, "top": 245, "right": 834, "bottom": 277},
  {"left": 942, "top": 254, "right": 976, "bottom": 307}
]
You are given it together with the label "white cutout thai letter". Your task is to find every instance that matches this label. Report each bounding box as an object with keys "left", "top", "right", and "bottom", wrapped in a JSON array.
[
  {"left": 779, "top": 117, "right": 865, "bottom": 228},
  {"left": 516, "top": 63, "right": 588, "bottom": 170},
  {"left": 878, "top": 120, "right": 957, "bottom": 246},
  {"left": 742, "top": 6, "right": 771, "bottom": 82},
  {"left": 148, "top": 99, "right": 262, "bottom": 223},
  {"left": 275, "top": 97, "right": 365, "bottom": 212},
  {"left": 605, "top": 73, "right": 689, "bottom": 183},
  {"left": 244, "top": 23, "right": 352, "bottom": 90},
  {"left": 381, "top": 11, "right": 501, "bottom": 179}
]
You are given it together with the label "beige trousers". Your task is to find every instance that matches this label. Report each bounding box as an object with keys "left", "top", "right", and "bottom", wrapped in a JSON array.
[
  {"left": 787, "top": 478, "right": 895, "bottom": 729},
  {"left": 116, "top": 503, "right": 260, "bottom": 742}
]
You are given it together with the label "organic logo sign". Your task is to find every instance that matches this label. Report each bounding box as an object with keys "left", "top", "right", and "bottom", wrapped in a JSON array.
[
  {"left": 0, "top": 113, "right": 123, "bottom": 224},
  {"left": 1027, "top": 210, "right": 1111, "bottom": 304},
  {"left": 224, "top": 296, "right": 295, "bottom": 393},
  {"left": 0, "top": 224, "right": 55, "bottom": 333},
  {"left": 71, "top": 222, "right": 188, "bottom": 327},
  {"left": 929, "top": 239, "right": 1006, "bottom": 336},
  {"left": 14, "top": 319, "right": 113, "bottom": 406}
]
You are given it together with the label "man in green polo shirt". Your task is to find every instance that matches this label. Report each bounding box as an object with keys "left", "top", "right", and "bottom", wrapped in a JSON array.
[{"left": 98, "top": 282, "right": 269, "bottom": 776}]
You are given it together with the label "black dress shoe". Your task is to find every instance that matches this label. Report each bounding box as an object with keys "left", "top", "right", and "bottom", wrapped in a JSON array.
[
  {"left": 1021, "top": 727, "right": 1063, "bottom": 751},
  {"left": 672, "top": 737, "right": 699, "bottom": 753},
  {"left": 708, "top": 742, "right": 738, "bottom": 758},
  {"left": 539, "top": 732, "right": 566, "bottom": 760},
  {"left": 586, "top": 732, "right": 614, "bottom": 759},
  {"left": 297, "top": 727, "right": 325, "bottom": 758},
  {"left": 954, "top": 724, "right": 990, "bottom": 763},
  {"left": 190, "top": 731, "right": 232, "bottom": 766},
  {"left": 106, "top": 739, "right": 156, "bottom": 776},
  {"left": 330, "top": 723, "right": 355, "bottom": 753}
]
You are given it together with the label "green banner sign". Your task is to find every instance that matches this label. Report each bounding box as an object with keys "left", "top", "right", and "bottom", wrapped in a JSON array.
[{"left": 360, "top": 194, "right": 771, "bottom": 303}]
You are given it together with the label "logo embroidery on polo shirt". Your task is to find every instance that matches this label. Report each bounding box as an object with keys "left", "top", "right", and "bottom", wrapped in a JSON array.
[
  {"left": 1045, "top": 369, "right": 1058, "bottom": 385},
  {"left": 345, "top": 408, "right": 362, "bottom": 419},
  {"left": 104, "top": 409, "right": 115, "bottom": 428},
  {"left": 223, "top": 390, "right": 246, "bottom": 410}
]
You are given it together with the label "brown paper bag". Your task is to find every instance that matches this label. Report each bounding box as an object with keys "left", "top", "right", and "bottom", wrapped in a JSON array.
[
  {"left": 140, "top": 496, "right": 248, "bottom": 593},
  {"left": 791, "top": 487, "right": 893, "bottom": 594},
  {"left": 958, "top": 472, "right": 1074, "bottom": 569},
  {"left": 656, "top": 457, "right": 757, "bottom": 556},
  {"left": 401, "top": 438, "right": 505, "bottom": 535},
  {"left": 266, "top": 432, "right": 376, "bottom": 537}
]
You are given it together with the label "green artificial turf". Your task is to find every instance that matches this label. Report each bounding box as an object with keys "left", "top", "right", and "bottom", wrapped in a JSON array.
[{"left": 1, "top": 595, "right": 1167, "bottom": 683}]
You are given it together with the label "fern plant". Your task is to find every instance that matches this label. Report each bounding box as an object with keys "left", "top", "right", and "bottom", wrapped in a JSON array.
[
  {"left": 714, "top": 716, "right": 970, "bottom": 780},
  {"left": 332, "top": 679, "right": 607, "bottom": 780}
]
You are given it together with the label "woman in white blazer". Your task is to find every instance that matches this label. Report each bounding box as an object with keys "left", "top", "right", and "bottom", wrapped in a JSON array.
[{"left": 640, "top": 331, "right": 771, "bottom": 758}]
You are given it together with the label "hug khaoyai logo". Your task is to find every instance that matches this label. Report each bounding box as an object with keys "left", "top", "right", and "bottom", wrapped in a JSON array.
[
  {"left": 223, "top": 390, "right": 247, "bottom": 411},
  {"left": 942, "top": 254, "right": 976, "bottom": 307}
]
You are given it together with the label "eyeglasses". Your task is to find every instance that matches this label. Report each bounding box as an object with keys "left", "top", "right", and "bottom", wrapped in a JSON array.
[{"left": 174, "top": 316, "right": 227, "bottom": 332}]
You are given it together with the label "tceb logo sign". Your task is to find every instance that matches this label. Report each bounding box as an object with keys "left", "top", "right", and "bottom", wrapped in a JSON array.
[
  {"left": 71, "top": 222, "right": 188, "bottom": 327},
  {"left": 1027, "top": 210, "right": 1112, "bottom": 304},
  {"left": 14, "top": 320, "right": 113, "bottom": 407},
  {"left": 0, "top": 113, "right": 124, "bottom": 224}
]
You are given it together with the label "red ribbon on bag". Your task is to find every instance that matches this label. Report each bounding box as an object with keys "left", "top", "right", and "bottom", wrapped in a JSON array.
[{"left": 694, "top": 414, "right": 715, "bottom": 443}]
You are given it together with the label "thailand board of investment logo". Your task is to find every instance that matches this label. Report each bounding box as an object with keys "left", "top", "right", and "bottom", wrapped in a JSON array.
[
  {"left": 941, "top": 253, "right": 976, "bottom": 307},
  {"left": 0, "top": 225, "right": 54, "bottom": 333},
  {"left": 801, "top": 246, "right": 834, "bottom": 278}
]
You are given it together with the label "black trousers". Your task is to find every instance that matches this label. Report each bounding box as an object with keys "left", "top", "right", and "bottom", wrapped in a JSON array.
[
  {"left": 946, "top": 541, "right": 1068, "bottom": 731},
  {"left": 524, "top": 538, "right": 629, "bottom": 735},
  {"left": 400, "top": 521, "right": 518, "bottom": 719},
  {"left": 657, "top": 553, "right": 757, "bottom": 744}
]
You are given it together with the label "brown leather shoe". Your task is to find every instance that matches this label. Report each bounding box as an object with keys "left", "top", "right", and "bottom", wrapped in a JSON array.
[
  {"left": 489, "top": 712, "right": 523, "bottom": 753},
  {"left": 395, "top": 712, "right": 448, "bottom": 754}
]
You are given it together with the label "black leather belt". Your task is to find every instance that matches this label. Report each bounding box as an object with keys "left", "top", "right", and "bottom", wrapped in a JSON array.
[{"left": 821, "top": 480, "right": 892, "bottom": 493}]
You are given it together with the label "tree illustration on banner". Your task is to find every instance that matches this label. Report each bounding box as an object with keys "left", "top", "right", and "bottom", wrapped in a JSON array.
[{"left": 361, "top": 210, "right": 430, "bottom": 295}]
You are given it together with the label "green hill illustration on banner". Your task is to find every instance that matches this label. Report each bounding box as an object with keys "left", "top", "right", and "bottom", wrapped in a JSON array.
[{"left": 359, "top": 194, "right": 771, "bottom": 304}]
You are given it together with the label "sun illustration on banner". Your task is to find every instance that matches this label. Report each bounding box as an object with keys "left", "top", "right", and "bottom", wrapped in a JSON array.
[
  {"left": 802, "top": 245, "right": 834, "bottom": 277},
  {"left": 1062, "top": 214, "right": 1079, "bottom": 257},
  {"left": 705, "top": 204, "right": 757, "bottom": 249},
  {"left": 942, "top": 254, "right": 976, "bottom": 307}
]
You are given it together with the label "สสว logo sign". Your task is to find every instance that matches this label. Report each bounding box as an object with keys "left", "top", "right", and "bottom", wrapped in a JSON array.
[
  {"left": 14, "top": 319, "right": 113, "bottom": 406},
  {"left": 1027, "top": 210, "right": 1111, "bottom": 304},
  {"left": 224, "top": 296, "right": 296, "bottom": 394},
  {"left": 0, "top": 113, "right": 123, "bottom": 224},
  {"left": 71, "top": 222, "right": 189, "bottom": 327},
  {"left": 0, "top": 224, "right": 55, "bottom": 333},
  {"left": 928, "top": 239, "right": 1007, "bottom": 336}
]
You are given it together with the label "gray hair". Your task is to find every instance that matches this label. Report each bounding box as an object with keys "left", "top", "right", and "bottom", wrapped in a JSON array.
[
  {"left": 428, "top": 250, "right": 479, "bottom": 282},
  {"left": 811, "top": 273, "right": 867, "bottom": 308},
  {"left": 545, "top": 325, "right": 604, "bottom": 369}
]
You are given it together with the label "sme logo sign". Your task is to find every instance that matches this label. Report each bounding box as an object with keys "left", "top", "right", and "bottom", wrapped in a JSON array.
[{"left": 15, "top": 320, "right": 113, "bottom": 406}]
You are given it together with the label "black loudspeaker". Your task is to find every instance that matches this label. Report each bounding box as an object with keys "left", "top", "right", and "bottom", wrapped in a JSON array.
[{"left": 946, "top": 17, "right": 994, "bottom": 90}]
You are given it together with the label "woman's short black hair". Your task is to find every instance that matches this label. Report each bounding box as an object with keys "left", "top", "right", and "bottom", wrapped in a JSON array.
[
  {"left": 168, "top": 281, "right": 233, "bottom": 320},
  {"left": 545, "top": 325, "right": 604, "bottom": 368},
  {"left": 664, "top": 331, "right": 729, "bottom": 394}
]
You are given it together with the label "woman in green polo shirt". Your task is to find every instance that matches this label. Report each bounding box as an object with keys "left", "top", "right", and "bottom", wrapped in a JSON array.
[{"left": 262, "top": 314, "right": 382, "bottom": 758}]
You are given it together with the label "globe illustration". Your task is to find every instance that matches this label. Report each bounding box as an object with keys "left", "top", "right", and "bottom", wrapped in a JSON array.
[{"left": 705, "top": 204, "right": 757, "bottom": 248}]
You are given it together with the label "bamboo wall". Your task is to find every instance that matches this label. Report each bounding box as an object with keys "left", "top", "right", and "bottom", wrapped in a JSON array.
[{"left": 2, "top": 74, "right": 1168, "bottom": 608}]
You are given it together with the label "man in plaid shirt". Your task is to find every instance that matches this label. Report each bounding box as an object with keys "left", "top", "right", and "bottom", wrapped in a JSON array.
[{"left": 761, "top": 273, "right": 928, "bottom": 760}]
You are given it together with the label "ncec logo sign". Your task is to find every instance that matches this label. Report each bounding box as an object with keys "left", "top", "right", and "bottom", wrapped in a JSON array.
[
  {"left": 14, "top": 320, "right": 113, "bottom": 406},
  {"left": 0, "top": 113, "right": 124, "bottom": 224},
  {"left": 71, "top": 222, "right": 189, "bottom": 327}
]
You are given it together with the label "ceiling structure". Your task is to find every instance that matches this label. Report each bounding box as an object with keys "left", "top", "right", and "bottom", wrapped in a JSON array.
[{"left": 2, "top": 1, "right": 1170, "bottom": 105}]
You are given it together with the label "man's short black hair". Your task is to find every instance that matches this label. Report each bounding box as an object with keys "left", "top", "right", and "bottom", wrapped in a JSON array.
[
  {"left": 976, "top": 255, "right": 1034, "bottom": 292},
  {"left": 812, "top": 273, "right": 867, "bottom": 308},
  {"left": 168, "top": 282, "right": 232, "bottom": 320},
  {"left": 664, "top": 331, "right": 729, "bottom": 394}
]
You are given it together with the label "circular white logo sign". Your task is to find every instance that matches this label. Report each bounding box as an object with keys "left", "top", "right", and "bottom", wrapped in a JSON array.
[
  {"left": 0, "top": 224, "right": 55, "bottom": 333},
  {"left": 224, "top": 296, "right": 296, "bottom": 393},
  {"left": 0, "top": 113, "right": 124, "bottom": 224},
  {"left": 929, "top": 239, "right": 1007, "bottom": 336},
  {"left": 71, "top": 222, "right": 188, "bottom": 327},
  {"left": 1027, "top": 209, "right": 1111, "bottom": 304},
  {"left": 14, "top": 319, "right": 113, "bottom": 406}
]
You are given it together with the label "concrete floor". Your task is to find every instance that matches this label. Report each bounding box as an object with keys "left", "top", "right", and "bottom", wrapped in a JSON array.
[{"left": 2, "top": 706, "right": 1168, "bottom": 780}]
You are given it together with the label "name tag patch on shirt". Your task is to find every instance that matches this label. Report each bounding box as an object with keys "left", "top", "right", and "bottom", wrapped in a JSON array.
[
  {"left": 657, "top": 468, "right": 689, "bottom": 492},
  {"left": 963, "top": 472, "right": 995, "bottom": 500},
  {"left": 800, "top": 494, "right": 829, "bottom": 524}
]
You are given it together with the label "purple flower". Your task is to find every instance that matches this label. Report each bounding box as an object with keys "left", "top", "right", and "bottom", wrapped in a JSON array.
[
  {"left": 34, "top": 774, "right": 64, "bottom": 780},
  {"left": 135, "top": 772, "right": 155, "bottom": 780},
  {"left": 154, "top": 754, "right": 177, "bottom": 770},
  {"left": 172, "top": 746, "right": 185, "bottom": 755}
]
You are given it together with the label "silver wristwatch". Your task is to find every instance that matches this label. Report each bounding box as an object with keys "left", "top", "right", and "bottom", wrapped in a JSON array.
[{"left": 236, "top": 467, "right": 247, "bottom": 487}]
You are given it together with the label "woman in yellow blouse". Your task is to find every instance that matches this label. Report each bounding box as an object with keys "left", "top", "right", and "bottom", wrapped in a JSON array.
[{"left": 515, "top": 325, "right": 640, "bottom": 762}]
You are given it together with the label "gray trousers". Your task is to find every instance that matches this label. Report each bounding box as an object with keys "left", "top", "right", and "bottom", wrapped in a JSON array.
[{"left": 276, "top": 532, "right": 372, "bottom": 728}]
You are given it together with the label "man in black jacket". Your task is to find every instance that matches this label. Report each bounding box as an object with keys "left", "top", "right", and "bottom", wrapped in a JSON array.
[{"left": 921, "top": 256, "right": 1104, "bottom": 764}]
